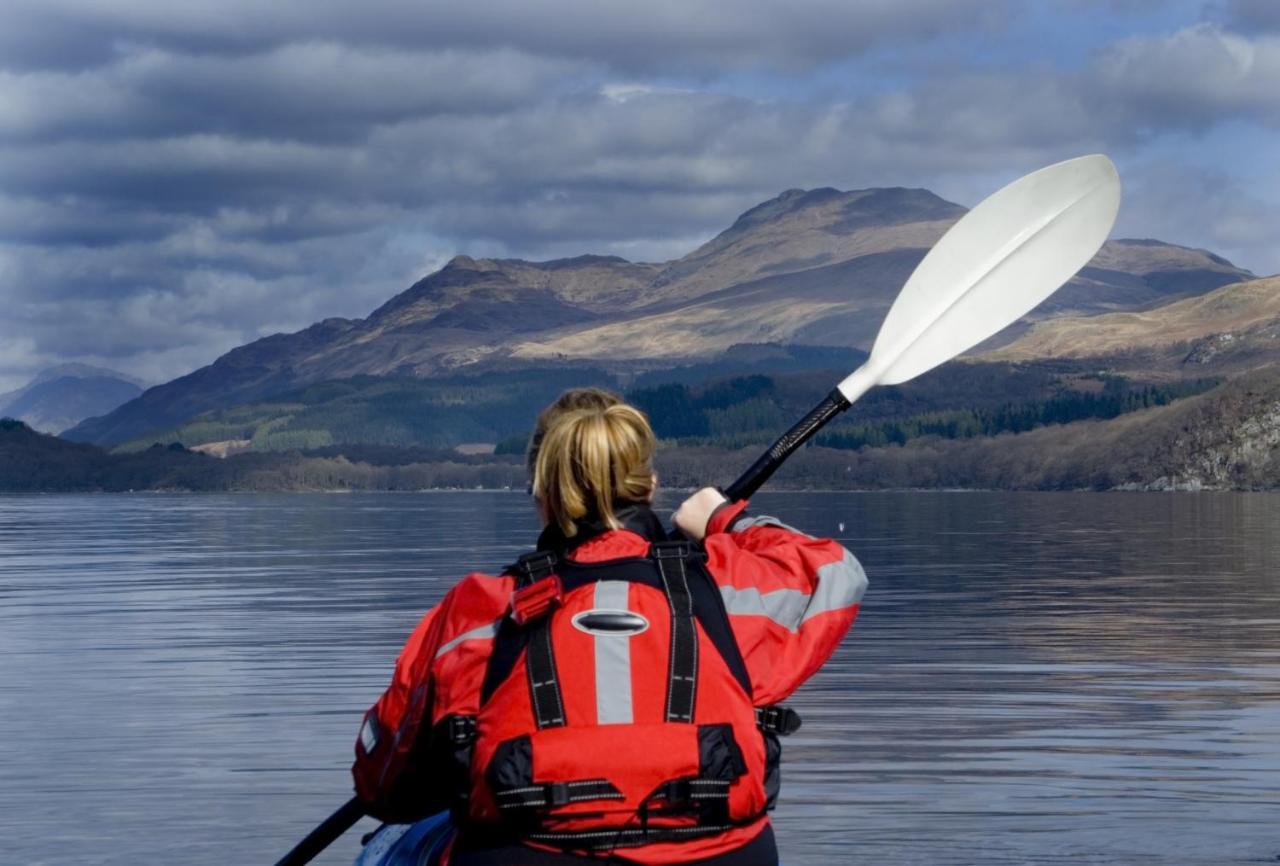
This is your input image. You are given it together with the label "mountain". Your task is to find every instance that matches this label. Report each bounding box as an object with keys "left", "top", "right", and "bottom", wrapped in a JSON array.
[
  {"left": 0, "top": 364, "right": 144, "bottom": 434},
  {"left": 985, "top": 275, "right": 1280, "bottom": 373},
  {"left": 65, "top": 186, "right": 1253, "bottom": 447}
]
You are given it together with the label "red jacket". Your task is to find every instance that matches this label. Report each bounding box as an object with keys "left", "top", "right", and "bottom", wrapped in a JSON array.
[{"left": 355, "top": 500, "right": 867, "bottom": 863}]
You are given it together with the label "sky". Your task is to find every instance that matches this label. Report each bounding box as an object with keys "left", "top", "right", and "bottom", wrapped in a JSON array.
[{"left": 1, "top": 0, "right": 1278, "bottom": 392}]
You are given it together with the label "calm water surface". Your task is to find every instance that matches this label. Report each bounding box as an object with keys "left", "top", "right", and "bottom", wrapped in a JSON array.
[{"left": 1, "top": 492, "right": 1278, "bottom": 865}]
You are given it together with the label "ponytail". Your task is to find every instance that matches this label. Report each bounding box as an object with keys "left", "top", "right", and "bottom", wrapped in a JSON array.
[{"left": 531, "top": 400, "right": 656, "bottom": 538}]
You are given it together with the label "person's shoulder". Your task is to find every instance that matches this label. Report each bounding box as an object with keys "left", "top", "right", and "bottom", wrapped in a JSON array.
[{"left": 441, "top": 568, "right": 516, "bottom": 622}]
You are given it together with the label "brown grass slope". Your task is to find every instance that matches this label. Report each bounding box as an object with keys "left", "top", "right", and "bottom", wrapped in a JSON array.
[{"left": 985, "top": 275, "right": 1280, "bottom": 375}]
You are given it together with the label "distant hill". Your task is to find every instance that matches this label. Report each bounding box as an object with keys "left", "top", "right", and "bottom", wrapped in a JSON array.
[
  {"left": 113, "top": 367, "right": 618, "bottom": 454},
  {"left": 66, "top": 185, "right": 1254, "bottom": 447},
  {"left": 0, "top": 417, "right": 183, "bottom": 492},
  {"left": 0, "top": 417, "right": 525, "bottom": 493},
  {"left": 0, "top": 364, "right": 144, "bottom": 434}
]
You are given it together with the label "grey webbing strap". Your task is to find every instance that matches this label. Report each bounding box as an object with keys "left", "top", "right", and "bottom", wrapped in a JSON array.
[
  {"left": 655, "top": 777, "right": 732, "bottom": 803},
  {"left": 495, "top": 779, "right": 623, "bottom": 810},
  {"left": 526, "top": 823, "right": 734, "bottom": 850},
  {"left": 651, "top": 542, "right": 699, "bottom": 724}
]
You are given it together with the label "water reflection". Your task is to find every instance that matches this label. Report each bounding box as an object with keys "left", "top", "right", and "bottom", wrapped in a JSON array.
[{"left": 1, "top": 492, "right": 1277, "bottom": 865}]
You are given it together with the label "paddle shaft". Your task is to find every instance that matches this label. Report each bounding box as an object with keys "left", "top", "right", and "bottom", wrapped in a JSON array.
[
  {"left": 724, "top": 388, "right": 852, "bottom": 501},
  {"left": 273, "top": 796, "right": 364, "bottom": 866}
]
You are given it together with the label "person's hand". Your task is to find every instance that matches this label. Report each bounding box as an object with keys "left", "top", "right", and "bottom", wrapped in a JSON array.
[{"left": 673, "top": 487, "right": 729, "bottom": 541}]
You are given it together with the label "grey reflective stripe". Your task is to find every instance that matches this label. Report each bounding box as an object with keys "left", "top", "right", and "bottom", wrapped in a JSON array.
[
  {"left": 592, "top": 581, "right": 634, "bottom": 725},
  {"left": 434, "top": 618, "right": 502, "bottom": 659},
  {"left": 803, "top": 548, "right": 868, "bottom": 624},
  {"left": 730, "top": 513, "right": 811, "bottom": 538},
  {"left": 719, "top": 547, "right": 868, "bottom": 632},
  {"left": 719, "top": 585, "right": 810, "bottom": 632}
]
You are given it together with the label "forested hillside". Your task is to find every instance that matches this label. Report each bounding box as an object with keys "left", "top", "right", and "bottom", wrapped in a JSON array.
[{"left": 7, "top": 368, "right": 1279, "bottom": 492}]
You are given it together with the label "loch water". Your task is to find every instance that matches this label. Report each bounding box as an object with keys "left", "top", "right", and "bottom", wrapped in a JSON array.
[{"left": 1, "top": 491, "right": 1278, "bottom": 865}]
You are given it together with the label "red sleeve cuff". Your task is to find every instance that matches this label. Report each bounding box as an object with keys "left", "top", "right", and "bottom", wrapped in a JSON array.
[{"left": 706, "top": 498, "right": 750, "bottom": 536}]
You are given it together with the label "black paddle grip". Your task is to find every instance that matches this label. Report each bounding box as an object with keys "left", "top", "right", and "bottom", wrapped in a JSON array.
[{"left": 724, "top": 388, "right": 851, "bottom": 502}]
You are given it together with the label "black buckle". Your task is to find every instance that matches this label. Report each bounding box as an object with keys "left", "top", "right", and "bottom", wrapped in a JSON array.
[
  {"left": 448, "top": 715, "right": 477, "bottom": 745},
  {"left": 650, "top": 541, "right": 705, "bottom": 561},
  {"left": 756, "top": 704, "right": 802, "bottom": 736},
  {"left": 514, "top": 551, "right": 558, "bottom": 587},
  {"left": 661, "top": 777, "right": 693, "bottom": 804},
  {"left": 547, "top": 782, "right": 571, "bottom": 808}
]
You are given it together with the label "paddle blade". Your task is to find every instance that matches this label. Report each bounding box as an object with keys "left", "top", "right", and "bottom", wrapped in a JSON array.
[{"left": 856, "top": 154, "right": 1120, "bottom": 390}]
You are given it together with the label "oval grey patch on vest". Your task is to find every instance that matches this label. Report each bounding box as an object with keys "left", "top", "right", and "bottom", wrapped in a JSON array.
[{"left": 572, "top": 609, "right": 650, "bottom": 636}]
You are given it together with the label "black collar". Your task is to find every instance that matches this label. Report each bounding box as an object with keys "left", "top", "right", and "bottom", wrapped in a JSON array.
[{"left": 535, "top": 503, "right": 669, "bottom": 555}]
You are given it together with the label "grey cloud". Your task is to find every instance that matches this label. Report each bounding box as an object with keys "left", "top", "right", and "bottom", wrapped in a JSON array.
[
  {"left": 0, "top": 0, "right": 1005, "bottom": 73},
  {"left": 0, "top": 45, "right": 582, "bottom": 144},
  {"left": 1116, "top": 160, "right": 1280, "bottom": 275},
  {"left": 1222, "top": 0, "right": 1280, "bottom": 31},
  {"left": 1, "top": 225, "right": 420, "bottom": 384},
  {"left": 1090, "top": 24, "right": 1280, "bottom": 130},
  {"left": 8, "top": 85, "right": 1076, "bottom": 247},
  {"left": 0, "top": 135, "right": 359, "bottom": 210},
  {"left": 0, "top": 194, "right": 179, "bottom": 247}
]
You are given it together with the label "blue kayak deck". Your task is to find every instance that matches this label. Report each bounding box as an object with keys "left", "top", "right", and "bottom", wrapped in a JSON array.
[{"left": 354, "top": 813, "right": 453, "bottom": 866}]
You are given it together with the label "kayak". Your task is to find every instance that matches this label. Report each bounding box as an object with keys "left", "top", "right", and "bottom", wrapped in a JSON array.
[{"left": 354, "top": 812, "right": 454, "bottom": 866}]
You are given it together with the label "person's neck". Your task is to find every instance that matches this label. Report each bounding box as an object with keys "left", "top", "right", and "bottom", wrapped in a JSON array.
[{"left": 536, "top": 502, "right": 667, "bottom": 554}]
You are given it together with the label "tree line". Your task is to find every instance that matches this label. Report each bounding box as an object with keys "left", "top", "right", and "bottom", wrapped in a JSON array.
[{"left": 627, "top": 372, "right": 1217, "bottom": 450}]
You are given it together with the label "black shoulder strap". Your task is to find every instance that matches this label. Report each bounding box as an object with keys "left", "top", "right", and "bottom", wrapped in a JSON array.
[
  {"left": 525, "top": 617, "right": 566, "bottom": 728},
  {"left": 681, "top": 549, "right": 753, "bottom": 702},
  {"left": 480, "top": 617, "right": 527, "bottom": 706},
  {"left": 651, "top": 541, "right": 699, "bottom": 723},
  {"left": 479, "top": 550, "right": 557, "bottom": 707}
]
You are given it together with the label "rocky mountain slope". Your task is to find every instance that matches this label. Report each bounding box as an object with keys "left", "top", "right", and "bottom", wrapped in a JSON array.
[
  {"left": 0, "top": 364, "right": 144, "bottom": 434},
  {"left": 66, "top": 186, "right": 1253, "bottom": 446}
]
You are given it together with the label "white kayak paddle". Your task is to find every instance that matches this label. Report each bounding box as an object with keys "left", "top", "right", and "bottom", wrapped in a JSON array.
[{"left": 725, "top": 154, "right": 1121, "bottom": 500}]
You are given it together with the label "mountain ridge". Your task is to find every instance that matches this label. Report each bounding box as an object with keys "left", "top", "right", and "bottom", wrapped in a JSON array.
[
  {"left": 65, "top": 185, "right": 1254, "bottom": 446},
  {"left": 1, "top": 364, "right": 144, "bottom": 434}
]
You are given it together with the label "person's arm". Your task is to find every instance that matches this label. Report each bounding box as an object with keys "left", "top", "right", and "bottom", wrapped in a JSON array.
[
  {"left": 351, "top": 604, "right": 447, "bottom": 814},
  {"left": 352, "top": 572, "right": 513, "bottom": 818},
  {"left": 680, "top": 489, "right": 868, "bottom": 706}
]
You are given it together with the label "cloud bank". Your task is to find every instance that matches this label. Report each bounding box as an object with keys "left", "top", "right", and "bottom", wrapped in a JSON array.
[{"left": 0, "top": 0, "right": 1275, "bottom": 389}]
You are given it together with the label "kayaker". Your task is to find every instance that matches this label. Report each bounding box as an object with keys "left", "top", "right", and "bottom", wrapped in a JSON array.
[{"left": 352, "top": 387, "right": 868, "bottom": 865}]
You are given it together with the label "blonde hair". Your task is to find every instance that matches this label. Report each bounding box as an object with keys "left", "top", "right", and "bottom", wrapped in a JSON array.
[
  {"left": 526, "top": 387, "right": 622, "bottom": 474},
  {"left": 529, "top": 389, "right": 657, "bottom": 538}
]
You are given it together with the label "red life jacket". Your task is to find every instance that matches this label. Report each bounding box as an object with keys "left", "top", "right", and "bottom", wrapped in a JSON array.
[{"left": 449, "top": 539, "right": 792, "bottom": 856}]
